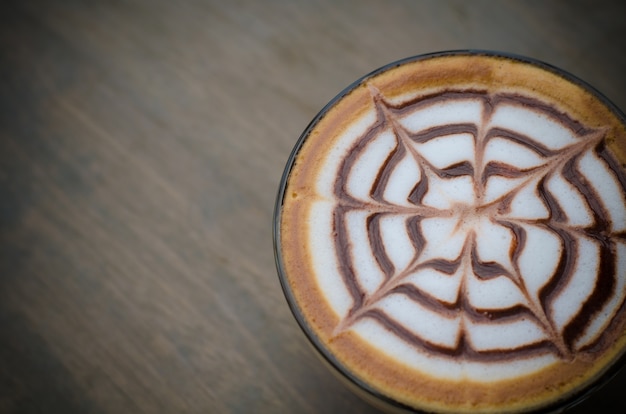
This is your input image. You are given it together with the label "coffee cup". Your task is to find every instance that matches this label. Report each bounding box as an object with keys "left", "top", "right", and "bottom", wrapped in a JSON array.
[{"left": 274, "top": 50, "right": 626, "bottom": 413}]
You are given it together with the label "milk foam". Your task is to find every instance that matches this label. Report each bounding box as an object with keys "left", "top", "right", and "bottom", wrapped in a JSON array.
[{"left": 308, "top": 88, "right": 626, "bottom": 381}]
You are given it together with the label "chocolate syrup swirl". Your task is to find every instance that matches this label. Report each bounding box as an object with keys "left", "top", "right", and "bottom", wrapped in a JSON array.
[{"left": 329, "top": 88, "right": 626, "bottom": 363}]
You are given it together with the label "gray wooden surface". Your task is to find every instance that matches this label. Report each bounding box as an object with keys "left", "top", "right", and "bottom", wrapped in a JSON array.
[{"left": 1, "top": 1, "right": 625, "bottom": 413}]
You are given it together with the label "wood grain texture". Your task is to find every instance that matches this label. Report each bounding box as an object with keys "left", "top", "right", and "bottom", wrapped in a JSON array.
[{"left": 0, "top": 1, "right": 624, "bottom": 413}]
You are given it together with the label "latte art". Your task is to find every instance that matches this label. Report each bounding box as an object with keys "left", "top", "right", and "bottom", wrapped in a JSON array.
[
  {"left": 314, "top": 87, "right": 626, "bottom": 380},
  {"left": 277, "top": 52, "right": 626, "bottom": 413}
]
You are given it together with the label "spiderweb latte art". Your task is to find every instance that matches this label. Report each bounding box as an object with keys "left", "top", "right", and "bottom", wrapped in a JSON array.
[
  {"left": 308, "top": 86, "right": 626, "bottom": 381},
  {"left": 278, "top": 53, "right": 626, "bottom": 412}
]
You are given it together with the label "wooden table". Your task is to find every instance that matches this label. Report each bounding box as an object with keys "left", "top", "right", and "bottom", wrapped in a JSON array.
[{"left": 1, "top": 1, "right": 625, "bottom": 412}]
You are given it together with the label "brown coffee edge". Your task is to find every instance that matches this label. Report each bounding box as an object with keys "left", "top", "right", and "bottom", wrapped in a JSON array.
[{"left": 279, "top": 53, "right": 626, "bottom": 412}]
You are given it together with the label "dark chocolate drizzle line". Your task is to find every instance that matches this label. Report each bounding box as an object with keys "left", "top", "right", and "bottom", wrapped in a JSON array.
[
  {"left": 537, "top": 174, "right": 567, "bottom": 223},
  {"left": 407, "top": 166, "right": 429, "bottom": 205},
  {"left": 391, "top": 284, "right": 458, "bottom": 318},
  {"left": 409, "top": 124, "right": 478, "bottom": 144},
  {"left": 492, "top": 93, "right": 595, "bottom": 136},
  {"left": 417, "top": 256, "right": 463, "bottom": 275},
  {"left": 371, "top": 139, "right": 405, "bottom": 202},
  {"left": 579, "top": 241, "right": 626, "bottom": 354},
  {"left": 482, "top": 161, "right": 540, "bottom": 184},
  {"left": 436, "top": 161, "right": 474, "bottom": 179},
  {"left": 385, "top": 89, "right": 488, "bottom": 113},
  {"left": 463, "top": 339, "right": 561, "bottom": 362},
  {"left": 591, "top": 141, "right": 626, "bottom": 235},
  {"left": 333, "top": 90, "right": 388, "bottom": 205},
  {"left": 363, "top": 308, "right": 460, "bottom": 357},
  {"left": 470, "top": 304, "right": 538, "bottom": 323},
  {"left": 563, "top": 241, "right": 616, "bottom": 348},
  {"left": 367, "top": 213, "right": 395, "bottom": 281},
  {"left": 406, "top": 215, "right": 426, "bottom": 252},
  {"left": 470, "top": 244, "right": 513, "bottom": 280},
  {"left": 334, "top": 206, "right": 365, "bottom": 312},
  {"left": 597, "top": 141, "right": 626, "bottom": 206},
  {"left": 537, "top": 225, "right": 578, "bottom": 356},
  {"left": 566, "top": 148, "right": 610, "bottom": 233},
  {"left": 484, "top": 127, "right": 557, "bottom": 157},
  {"left": 330, "top": 87, "right": 626, "bottom": 362}
]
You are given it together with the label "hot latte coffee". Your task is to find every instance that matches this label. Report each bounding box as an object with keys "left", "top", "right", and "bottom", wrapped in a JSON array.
[{"left": 274, "top": 51, "right": 626, "bottom": 413}]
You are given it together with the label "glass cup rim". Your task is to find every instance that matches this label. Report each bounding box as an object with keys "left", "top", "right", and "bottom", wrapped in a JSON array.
[{"left": 272, "top": 49, "right": 626, "bottom": 414}]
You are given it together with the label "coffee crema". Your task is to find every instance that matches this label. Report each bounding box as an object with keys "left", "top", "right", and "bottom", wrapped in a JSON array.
[{"left": 275, "top": 52, "right": 626, "bottom": 413}]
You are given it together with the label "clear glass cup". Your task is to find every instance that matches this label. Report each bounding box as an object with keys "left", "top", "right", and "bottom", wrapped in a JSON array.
[{"left": 274, "top": 50, "right": 626, "bottom": 414}]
